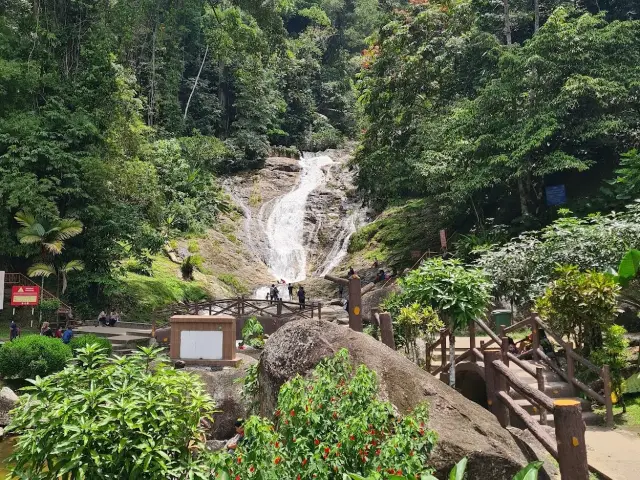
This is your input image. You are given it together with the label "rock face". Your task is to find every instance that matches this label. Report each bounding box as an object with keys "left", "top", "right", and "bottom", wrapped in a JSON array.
[
  {"left": 361, "top": 284, "right": 399, "bottom": 322},
  {"left": 190, "top": 354, "right": 257, "bottom": 440},
  {"left": 259, "top": 320, "right": 548, "bottom": 479},
  {"left": 0, "top": 386, "right": 19, "bottom": 426}
]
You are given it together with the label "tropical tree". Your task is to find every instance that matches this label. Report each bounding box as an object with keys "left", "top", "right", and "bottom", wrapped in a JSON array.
[
  {"left": 400, "top": 259, "right": 493, "bottom": 387},
  {"left": 15, "top": 211, "right": 85, "bottom": 295}
]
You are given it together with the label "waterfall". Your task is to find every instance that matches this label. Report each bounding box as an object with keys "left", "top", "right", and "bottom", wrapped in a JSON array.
[
  {"left": 263, "top": 153, "right": 333, "bottom": 283},
  {"left": 315, "top": 207, "right": 366, "bottom": 278}
]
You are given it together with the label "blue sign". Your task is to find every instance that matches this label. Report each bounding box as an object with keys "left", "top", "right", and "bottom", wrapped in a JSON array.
[{"left": 545, "top": 185, "right": 567, "bottom": 206}]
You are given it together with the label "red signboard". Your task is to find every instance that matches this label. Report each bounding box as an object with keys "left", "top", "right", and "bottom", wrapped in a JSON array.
[
  {"left": 11, "top": 286, "right": 40, "bottom": 306},
  {"left": 440, "top": 229, "right": 447, "bottom": 250}
]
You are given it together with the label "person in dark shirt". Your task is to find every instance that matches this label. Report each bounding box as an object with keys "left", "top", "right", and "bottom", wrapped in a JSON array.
[
  {"left": 9, "top": 320, "right": 19, "bottom": 341},
  {"left": 297, "top": 286, "right": 306, "bottom": 310},
  {"left": 40, "top": 322, "right": 53, "bottom": 337},
  {"left": 288, "top": 283, "right": 294, "bottom": 300}
]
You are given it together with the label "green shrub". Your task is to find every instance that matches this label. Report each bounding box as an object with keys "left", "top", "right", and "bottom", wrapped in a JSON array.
[
  {"left": 241, "top": 316, "right": 265, "bottom": 349},
  {"left": 218, "top": 273, "right": 249, "bottom": 295},
  {"left": 68, "top": 335, "right": 113, "bottom": 356},
  {"left": 187, "top": 240, "right": 200, "bottom": 253},
  {"left": 210, "top": 349, "right": 437, "bottom": 478},
  {"left": 535, "top": 266, "right": 620, "bottom": 355},
  {"left": 7, "top": 345, "right": 214, "bottom": 479},
  {"left": 0, "top": 335, "right": 72, "bottom": 379}
]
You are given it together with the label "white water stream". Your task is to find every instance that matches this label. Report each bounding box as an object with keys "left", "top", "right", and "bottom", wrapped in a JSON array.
[{"left": 264, "top": 154, "right": 334, "bottom": 283}]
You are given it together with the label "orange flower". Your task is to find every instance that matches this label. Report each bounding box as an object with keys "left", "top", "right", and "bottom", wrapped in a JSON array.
[
  {"left": 302, "top": 458, "right": 308, "bottom": 466},
  {"left": 274, "top": 456, "right": 282, "bottom": 465},
  {"left": 290, "top": 409, "right": 295, "bottom": 417},
  {"left": 314, "top": 439, "right": 320, "bottom": 446}
]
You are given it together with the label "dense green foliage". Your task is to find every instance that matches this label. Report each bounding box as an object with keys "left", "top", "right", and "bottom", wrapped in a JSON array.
[
  {"left": 355, "top": 3, "right": 640, "bottom": 228},
  {"left": 7, "top": 345, "right": 215, "bottom": 479},
  {"left": 211, "top": 349, "right": 438, "bottom": 479},
  {"left": 535, "top": 266, "right": 621, "bottom": 355},
  {"left": 68, "top": 334, "right": 113, "bottom": 356},
  {"left": 0, "top": 0, "right": 385, "bottom": 314},
  {"left": 591, "top": 325, "right": 630, "bottom": 408},
  {"left": 0, "top": 335, "right": 72, "bottom": 380},
  {"left": 477, "top": 206, "right": 640, "bottom": 307},
  {"left": 241, "top": 316, "right": 265, "bottom": 349}
]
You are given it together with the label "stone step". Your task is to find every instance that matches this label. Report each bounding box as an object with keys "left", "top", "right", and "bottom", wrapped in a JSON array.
[{"left": 107, "top": 335, "right": 150, "bottom": 346}]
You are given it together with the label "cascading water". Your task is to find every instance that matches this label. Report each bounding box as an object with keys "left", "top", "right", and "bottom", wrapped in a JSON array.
[{"left": 264, "top": 154, "right": 334, "bottom": 282}]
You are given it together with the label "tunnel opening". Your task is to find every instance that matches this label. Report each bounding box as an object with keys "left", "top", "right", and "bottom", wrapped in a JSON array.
[{"left": 456, "top": 370, "right": 488, "bottom": 409}]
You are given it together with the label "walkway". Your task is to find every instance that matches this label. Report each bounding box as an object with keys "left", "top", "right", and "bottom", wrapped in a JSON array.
[{"left": 585, "top": 427, "right": 640, "bottom": 480}]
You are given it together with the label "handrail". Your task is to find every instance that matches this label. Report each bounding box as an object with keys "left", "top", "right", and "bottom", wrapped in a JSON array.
[
  {"left": 492, "top": 360, "right": 555, "bottom": 411},
  {"left": 566, "top": 348, "right": 602, "bottom": 376},
  {"left": 475, "top": 319, "right": 537, "bottom": 378}
]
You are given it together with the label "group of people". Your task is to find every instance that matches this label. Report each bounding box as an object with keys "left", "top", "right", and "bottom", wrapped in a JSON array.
[
  {"left": 266, "top": 283, "right": 307, "bottom": 309},
  {"left": 97, "top": 310, "right": 120, "bottom": 327},
  {"left": 8, "top": 320, "right": 74, "bottom": 344}
]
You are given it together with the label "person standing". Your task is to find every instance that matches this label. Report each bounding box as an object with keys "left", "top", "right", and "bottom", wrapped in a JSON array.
[
  {"left": 9, "top": 320, "right": 19, "bottom": 341},
  {"left": 348, "top": 267, "right": 355, "bottom": 276},
  {"left": 288, "top": 283, "right": 294, "bottom": 300},
  {"left": 297, "top": 286, "right": 306, "bottom": 310},
  {"left": 55, "top": 326, "right": 63, "bottom": 339}
]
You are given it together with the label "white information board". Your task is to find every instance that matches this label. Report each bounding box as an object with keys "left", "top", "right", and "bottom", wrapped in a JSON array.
[
  {"left": 180, "top": 330, "right": 223, "bottom": 360},
  {"left": 0, "top": 271, "right": 4, "bottom": 311}
]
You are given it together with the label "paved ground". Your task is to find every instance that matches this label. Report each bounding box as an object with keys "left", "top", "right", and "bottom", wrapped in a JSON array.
[{"left": 586, "top": 427, "right": 640, "bottom": 480}]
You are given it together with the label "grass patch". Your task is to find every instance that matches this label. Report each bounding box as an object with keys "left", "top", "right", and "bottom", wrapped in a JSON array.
[
  {"left": 218, "top": 273, "right": 250, "bottom": 295},
  {"left": 118, "top": 256, "right": 209, "bottom": 321},
  {"left": 187, "top": 240, "right": 200, "bottom": 253},
  {"left": 594, "top": 394, "right": 640, "bottom": 427}
]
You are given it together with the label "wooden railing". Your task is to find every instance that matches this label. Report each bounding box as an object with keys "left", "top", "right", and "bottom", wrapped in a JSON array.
[
  {"left": 152, "top": 297, "right": 322, "bottom": 332},
  {"left": 427, "top": 315, "right": 614, "bottom": 427},
  {"left": 3, "top": 272, "right": 72, "bottom": 314},
  {"left": 483, "top": 346, "right": 591, "bottom": 479}
]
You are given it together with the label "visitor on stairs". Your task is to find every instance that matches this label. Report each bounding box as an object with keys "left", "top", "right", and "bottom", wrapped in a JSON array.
[{"left": 297, "top": 286, "right": 306, "bottom": 310}]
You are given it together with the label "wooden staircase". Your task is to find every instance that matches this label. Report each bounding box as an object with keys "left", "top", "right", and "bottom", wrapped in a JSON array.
[{"left": 3, "top": 272, "right": 73, "bottom": 316}]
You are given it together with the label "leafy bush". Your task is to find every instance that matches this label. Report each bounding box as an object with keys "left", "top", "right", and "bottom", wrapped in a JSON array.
[
  {"left": 590, "top": 325, "right": 630, "bottom": 410},
  {"left": 7, "top": 345, "right": 214, "bottom": 479},
  {"left": 210, "top": 349, "right": 437, "bottom": 478},
  {"left": 181, "top": 254, "right": 204, "bottom": 280},
  {"left": 304, "top": 116, "right": 343, "bottom": 151},
  {"left": 242, "top": 316, "right": 265, "bottom": 349},
  {"left": 400, "top": 258, "right": 492, "bottom": 386},
  {"left": 397, "top": 303, "right": 444, "bottom": 365},
  {"left": 0, "top": 335, "right": 72, "bottom": 380},
  {"left": 68, "top": 334, "right": 113, "bottom": 356},
  {"left": 477, "top": 206, "right": 640, "bottom": 306},
  {"left": 535, "top": 266, "right": 620, "bottom": 355},
  {"left": 187, "top": 240, "right": 200, "bottom": 253},
  {"left": 218, "top": 273, "right": 250, "bottom": 295}
]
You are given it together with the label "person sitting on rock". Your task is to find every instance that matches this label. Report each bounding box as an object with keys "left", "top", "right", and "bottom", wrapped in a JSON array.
[
  {"left": 226, "top": 420, "right": 245, "bottom": 454},
  {"left": 62, "top": 325, "right": 74, "bottom": 344},
  {"left": 40, "top": 322, "right": 53, "bottom": 337}
]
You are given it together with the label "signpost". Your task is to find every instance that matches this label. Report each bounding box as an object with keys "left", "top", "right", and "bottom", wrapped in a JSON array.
[{"left": 11, "top": 286, "right": 40, "bottom": 306}]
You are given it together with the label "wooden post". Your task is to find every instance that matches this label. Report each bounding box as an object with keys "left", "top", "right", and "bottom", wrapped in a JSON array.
[
  {"left": 440, "top": 331, "right": 446, "bottom": 369},
  {"left": 152, "top": 317, "right": 157, "bottom": 337},
  {"left": 241, "top": 296, "right": 245, "bottom": 315},
  {"left": 536, "top": 367, "right": 547, "bottom": 425},
  {"left": 553, "top": 399, "right": 589, "bottom": 480},
  {"left": 379, "top": 312, "right": 396, "bottom": 350},
  {"left": 480, "top": 340, "right": 485, "bottom": 351},
  {"left": 501, "top": 337, "right": 510, "bottom": 394},
  {"left": 532, "top": 318, "right": 540, "bottom": 361},
  {"left": 236, "top": 297, "right": 241, "bottom": 316},
  {"left": 469, "top": 321, "right": 476, "bottom": 363},
  {"left": 277, "top": 299, "right": 283, "bottom": 316},
  {"left": 348, "top": 275, "right": 363, "bottom": 332},
  {"left": 485, "top": 350, "right": 510, "bottom": 428},
  {"left": 318, "top": 302, "right": 322, "bottom": 321},
  {"left": 565, "top": 342, "right": 576, "bottom": 396},
  {"left": 602, "top": 365, "right": 614, "bottom": 428},
  {"left": 208, "top": 304, "right": 212, "bottom": 315}
]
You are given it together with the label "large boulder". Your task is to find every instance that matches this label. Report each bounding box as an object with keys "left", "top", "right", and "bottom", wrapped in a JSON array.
[
  {"left": 258, "top": 320, "right": 548, "bottom": 479},
  {"left": 0, "top": 387, "right": 19, "bottom": 426},
  {"left": 190, "top": 354, "right": 257, "bottom": 440},
  {"left": 361, "top": 284, "right": 399, "bottom": 322}
]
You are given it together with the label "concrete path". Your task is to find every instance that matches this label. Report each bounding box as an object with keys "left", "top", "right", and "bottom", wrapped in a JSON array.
[{"left": 586, "top": 427, "right": 640, "bottom": 480}]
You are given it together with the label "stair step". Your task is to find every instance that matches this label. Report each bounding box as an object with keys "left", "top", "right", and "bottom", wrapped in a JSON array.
[
  {"left": 510, "top": 381, "right": 575, "bottom": 400},
  {"left": 107, "top": 335, "right": 150, "bottom": 345}
]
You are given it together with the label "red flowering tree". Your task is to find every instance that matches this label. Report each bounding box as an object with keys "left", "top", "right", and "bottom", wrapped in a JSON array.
[{"left": 210, "top": 349, "right": 437, "bottom": 479}]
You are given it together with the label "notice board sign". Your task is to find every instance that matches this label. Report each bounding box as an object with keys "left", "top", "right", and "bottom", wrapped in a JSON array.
[
  {"left": 545, "top": 185, "right": 567, "bottom": 206},
  {"left": 11, "top": 286, "right": 40, "bottom": 306},
  {"left": 0, "top": 271, "right": 4, "bottom": 310}
]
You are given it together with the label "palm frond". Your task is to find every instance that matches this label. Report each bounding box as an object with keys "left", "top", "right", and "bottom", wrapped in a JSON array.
[
  {"left": 55, "top": 218, "right": 84, "bottom": 240},
  {"left": 27, "top": 263, "right": 56, "bottom": 278},
  {"left": 14, "top": 211, "right": 37, "bottom": 228},
  {"left": 44, "top": 241, "right": 64, "bottom": 255},
  {"left": 17, "top": 233, "right": 44, "bottom": 245},
  {"left": 60, "top": 260, "right": 85, "bottom": 273}
]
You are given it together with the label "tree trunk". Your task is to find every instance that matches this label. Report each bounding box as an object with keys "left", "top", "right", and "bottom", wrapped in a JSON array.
[
  {"left": 503, "top": 0, "right": 512, "bottom": 45},
  {"left": 183, "top": 44, "right": 209, "bottom": 122},
  {"left": 534, "top": 0, "right": 540, "bottom": 32},
  {"left": 518, "top": 176, "right": 530, "bottom": 217},
  {"left": 449, "top": 329, "right": 456, "bottom": 387},
  {"left": 148, "top": 23, "right": 157, "bottom": 127}
]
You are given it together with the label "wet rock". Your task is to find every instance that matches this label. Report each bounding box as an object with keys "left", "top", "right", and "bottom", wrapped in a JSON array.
[
  {"left": 258, "top": 320, "right": 550, "bottom": 480},
  {"left": 0, "top": 387, "right": 19, "bottom": 426},
  {"left": 206, "top": 439, "right": 228, "bottom": 451},
  {"left": 174, "top": 360, "right": 186, "bottom": 369}
]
